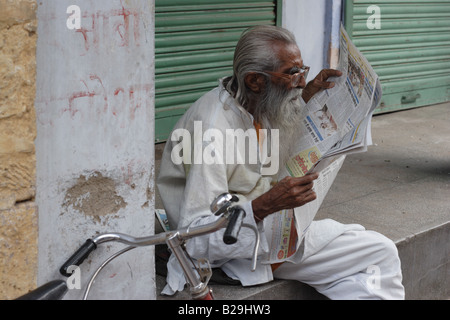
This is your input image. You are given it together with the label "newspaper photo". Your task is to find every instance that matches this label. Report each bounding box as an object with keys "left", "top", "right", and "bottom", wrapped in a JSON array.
[{"left": 263, "top": 25, "right": 382, "bottom": 264}]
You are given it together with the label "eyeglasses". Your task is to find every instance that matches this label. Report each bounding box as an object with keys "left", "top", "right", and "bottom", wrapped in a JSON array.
[{"left": 263, "top": 66, "right": 310, "bottom": 89}]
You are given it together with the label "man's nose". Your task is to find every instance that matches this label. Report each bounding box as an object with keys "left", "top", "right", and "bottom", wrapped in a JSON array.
[{"left": 296, "top": 76, "right": 307, "bottom": 89}]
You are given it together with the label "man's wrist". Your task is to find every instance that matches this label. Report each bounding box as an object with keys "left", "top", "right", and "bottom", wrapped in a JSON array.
[
  {"left": 253, "top": 212, "right": 264, "bottom": 222},
  {"left": 251, "top": 197, "right": 271, "bottom": 222}
]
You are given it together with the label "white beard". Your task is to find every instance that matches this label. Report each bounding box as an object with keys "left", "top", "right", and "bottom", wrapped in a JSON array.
[{"left": 254, "top": 84, "right": 305, "bottom": 177}]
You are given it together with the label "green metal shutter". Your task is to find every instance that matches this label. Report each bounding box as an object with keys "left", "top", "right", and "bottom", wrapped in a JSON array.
[
  {"left": 344, "top": 0, "right": 450, "bottom": 114},
  {"left": 155, "top": 0, "right": 281, "bottom": 142}
]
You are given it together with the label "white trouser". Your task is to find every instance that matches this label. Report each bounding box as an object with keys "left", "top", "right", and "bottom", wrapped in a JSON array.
[{"left": 273, "top": 222, "right": 405, "bottom": 300}]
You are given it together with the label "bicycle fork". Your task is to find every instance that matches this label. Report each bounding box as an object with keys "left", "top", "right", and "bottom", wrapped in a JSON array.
[{"left": 166, "top": 233, "right": 214, "bottom": 300}]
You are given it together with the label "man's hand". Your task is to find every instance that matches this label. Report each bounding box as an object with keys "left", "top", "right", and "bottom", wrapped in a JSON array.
[
  {"left": 302, "top": 69, "right": 343, "bottom": 103},
  {"left": 252, "top": 173, "right": 319, "bottom": 221}
]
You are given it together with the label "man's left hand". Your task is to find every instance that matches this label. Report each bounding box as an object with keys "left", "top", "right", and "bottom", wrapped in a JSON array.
[{"left": 302, "top": 69, "right": 342, "bottom": 103}]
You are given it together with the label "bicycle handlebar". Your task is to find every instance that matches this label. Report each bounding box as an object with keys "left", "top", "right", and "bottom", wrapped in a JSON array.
[
  {"left": 22, "top": 194, "right": 260, "bottom": 300},
  {"left": 15, "top": 280, "right": 68, "bottom": 300},
  {"left": 223, "top": 206, "right": 245, "bottom": 245},
  {"left": 59, "top": 206, "right": 260, "bottom": 277}
]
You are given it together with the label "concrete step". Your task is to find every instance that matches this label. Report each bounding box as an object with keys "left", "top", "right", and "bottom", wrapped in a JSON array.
[
  {"left": 156, "top": 275, "right": 327, "bottom": 300},
  {"left": 314, "top": 103, "right": 450, "bottom": 300},
  {"left": 395, "top": 221, "right": 449, "bottom": 300}
]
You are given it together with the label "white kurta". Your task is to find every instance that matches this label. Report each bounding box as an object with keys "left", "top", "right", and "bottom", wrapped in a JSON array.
[{"left": 157, "top": 84, "right": 275, "bottom": 293}]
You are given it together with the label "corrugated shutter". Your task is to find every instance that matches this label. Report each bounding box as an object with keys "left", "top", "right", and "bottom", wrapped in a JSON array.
[
  {"left": 344, "top": 0, "right": 450, "bottom": 114},
  {"left": 155, "top": 0, "right": 281, "bottom": 142}
]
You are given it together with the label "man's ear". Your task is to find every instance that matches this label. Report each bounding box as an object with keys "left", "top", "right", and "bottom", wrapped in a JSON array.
[{"left": 244, "top": 72, "right": 265, "bottom": 93}]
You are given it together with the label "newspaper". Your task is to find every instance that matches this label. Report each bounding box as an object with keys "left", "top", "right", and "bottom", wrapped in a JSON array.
[
  {"left": 263, "top": 25, "right": 382, "bottom": 264},
  {"left": 263, "top": 155, "right": 345, "bottom": 263},
  {"left": 155, "top": 209, "right": 170, "bottom": 231}
]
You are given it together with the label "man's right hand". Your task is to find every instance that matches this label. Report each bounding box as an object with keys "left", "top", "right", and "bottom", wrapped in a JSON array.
[
  {"left": 302, "top": 69, "right": 342, "bottom": 103},
  {"left": 252, "top": 173, "right": 319, "bottom": 222}
]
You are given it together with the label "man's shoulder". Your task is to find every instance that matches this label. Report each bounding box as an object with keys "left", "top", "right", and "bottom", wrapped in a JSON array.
[
  {"left": 193, "top": 86, "right": 223, "bottom": 109},
  {"left": 178, "top": 86, "right": 244, "bottom": 127}
]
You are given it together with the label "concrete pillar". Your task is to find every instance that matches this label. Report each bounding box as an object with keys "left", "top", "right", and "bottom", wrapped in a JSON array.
[
  {"left": 282, "top": 0, "right": 328, "bottom": 81},
  {"left": 35, "top": 0, "right": 155, "bottom": 299}
]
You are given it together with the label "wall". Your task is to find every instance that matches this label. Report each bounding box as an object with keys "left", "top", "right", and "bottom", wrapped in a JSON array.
[
  {"left": 0, "top": 0, "right": 38, "bottom": 300},
  {"left": 282, "top": 0, "right": 342, "bottom": 79},
  {"left": 35, "top": 0, "right": 155, "bottom": 299}
]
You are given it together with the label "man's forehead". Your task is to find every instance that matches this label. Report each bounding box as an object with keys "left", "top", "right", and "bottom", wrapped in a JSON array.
[{"left": 271, "top": 41, "right": 304, "bottom": 72}]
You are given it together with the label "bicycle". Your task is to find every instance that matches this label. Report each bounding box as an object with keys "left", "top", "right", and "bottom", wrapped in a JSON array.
[{"left": 16, "top": 193, "right": 260, "bottom": 300}]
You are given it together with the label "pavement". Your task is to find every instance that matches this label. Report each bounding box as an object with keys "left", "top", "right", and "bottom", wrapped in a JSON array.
[{"left": 154, "top": 101, "right": 450, "bottom": 300}]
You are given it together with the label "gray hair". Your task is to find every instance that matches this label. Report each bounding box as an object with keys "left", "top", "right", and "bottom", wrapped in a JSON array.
[{"left": 224, "top": 25, "right": 297, "bottom": 108}]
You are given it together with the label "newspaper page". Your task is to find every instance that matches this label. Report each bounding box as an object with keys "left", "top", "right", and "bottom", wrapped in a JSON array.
[
  {"left": 286, "top": 24, "right": 380, "bottom": 177},
  {"left": 293, "top": 155, "right": 345, "bottom": 241},
  {"left": 263, "top": 25, "right": 381, "bottom": 264},
  {"left": 264, "top": 208, "right": 299, "bottom": 263}
]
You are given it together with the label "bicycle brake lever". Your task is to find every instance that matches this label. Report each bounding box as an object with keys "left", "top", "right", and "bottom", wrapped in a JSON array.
[{"left": 241, "top": 223, "right": 260, "bottom": 272}]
